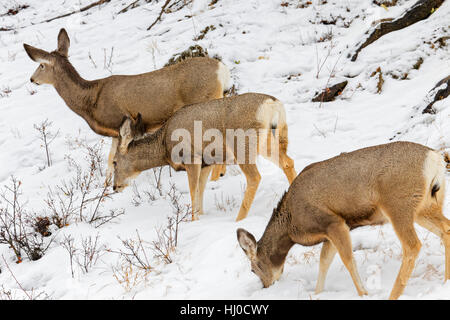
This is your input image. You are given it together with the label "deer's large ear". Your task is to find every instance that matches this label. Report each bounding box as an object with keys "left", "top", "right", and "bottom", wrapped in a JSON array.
[
  {"left": 57, "top": 28, "right": 70, "bottom": 57},
  {"left": 135, "top": 113, "right": 143, "bottom": 124},
  {"left": 23, "top": 44, "right": 52, "bottom": 64},
  {"left": 237, "top": 228, "right": 257, "bottom": 260},
  {"left": 133, "top": 113, "right": 146, "bottom": 137},
  {"left": 118, "top": 117, "right": 134, "bottom": 154}
]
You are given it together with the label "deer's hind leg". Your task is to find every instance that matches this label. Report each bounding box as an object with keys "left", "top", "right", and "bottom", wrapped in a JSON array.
[
  {"left": 278, "top": 125, "right": 296, "bottom": 184},
  {"left": 262, "top": 126, "right": 296, "bottom": 184},
  {"left": 315, "top": 240, "right": 337, "bottom": 294},
  {"left": 416, "top": 204, "right": 450, "bottom": 280},
  {"left": 382, "top": 203, "right": 421, "bottom": 300},
  {"left": 326, "top": 222, "right": 368, "bottom": 297}
]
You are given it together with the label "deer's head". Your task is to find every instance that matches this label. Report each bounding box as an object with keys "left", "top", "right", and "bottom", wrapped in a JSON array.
[
  {"left": 23, "top": 28, "right": 71, "bottom": 86},
  {"left": 112, "top": 114, "right": 145, "bottom": 192},
  {"left": 237, "top": 228, "right": 284, "bottom": 288}
]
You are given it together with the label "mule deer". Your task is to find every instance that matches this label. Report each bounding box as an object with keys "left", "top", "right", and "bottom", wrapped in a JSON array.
[
  {"left": 112, "top": 93, "right": 297, "bottom": 221},
  {"left": 23, "top": 28, "right": 229, "bottom": 179},
  {"left": 237, "top": 141, "right": 448, "bottom": 299}
]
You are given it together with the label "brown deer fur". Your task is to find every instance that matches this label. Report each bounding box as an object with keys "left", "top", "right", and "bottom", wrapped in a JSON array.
[
  {"left": 113, "top": 93, "right": 297, "bottom": 221},
  {"left": 23, "top": 28, "right": 229, "bottom": 179},
  {"left": 237, "top": 141, "right": 448, "bottom": 300}
]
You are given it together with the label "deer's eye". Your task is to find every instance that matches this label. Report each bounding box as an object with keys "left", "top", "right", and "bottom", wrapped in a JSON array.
[
  {"left": 40, "top": 64, "right": 45, "bottom": 69},
  {"left": 113, "top": 161, "right": 117, "bottom": 167}
]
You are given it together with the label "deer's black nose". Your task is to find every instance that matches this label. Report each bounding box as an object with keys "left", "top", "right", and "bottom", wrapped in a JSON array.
[
  {"left": 113, "top": 185, "right": 117, "bottom": 191},
  {"left": 30, "top": 77, "right": 34, "bottom": 83}
]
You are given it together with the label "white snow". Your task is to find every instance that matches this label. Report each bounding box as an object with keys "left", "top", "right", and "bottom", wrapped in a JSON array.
[{"left": 0, "top": 0, "right": 449, "bottom": 300}]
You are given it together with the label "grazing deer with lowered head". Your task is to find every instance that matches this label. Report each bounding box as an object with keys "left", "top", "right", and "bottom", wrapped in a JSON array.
[
  {"left": 112, "top": 93, "right": 297, "bottom": 221},
  {"left": 23, "top": 28, "right": 229, "bottom": 180},
  {"left": 237, "top": 141, "right": 448, "bottom": 300}
]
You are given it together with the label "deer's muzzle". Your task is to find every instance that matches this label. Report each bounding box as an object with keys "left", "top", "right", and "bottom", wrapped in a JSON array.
[{"left": 30, "top": 77, "right": 40, "bottom": 85}]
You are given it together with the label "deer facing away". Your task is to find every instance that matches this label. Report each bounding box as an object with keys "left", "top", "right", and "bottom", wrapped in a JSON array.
[
  {"left": 112, "top": 93, "right": 297, "bottom": 221},
  {"left": 23, "top": 28, "right": 229, "bottom": 179},
  {"left": 237, "top": 141, "right": 448, "bottom": 299}
]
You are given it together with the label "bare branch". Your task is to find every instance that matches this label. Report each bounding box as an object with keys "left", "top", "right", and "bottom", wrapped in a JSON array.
[{"left": 147, "top": 0, "right": 171, "bottom": 31}]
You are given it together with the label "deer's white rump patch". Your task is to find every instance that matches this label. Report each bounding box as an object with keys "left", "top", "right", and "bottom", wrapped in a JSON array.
[{"left": 216, "top": 61, "right": 231, "bottom": 91}]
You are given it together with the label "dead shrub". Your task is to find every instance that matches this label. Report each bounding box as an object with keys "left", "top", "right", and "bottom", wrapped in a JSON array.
[
  {"left": 75, "top": 234, "right": 105, "bottom": 274},
  {"left": 373, "top": 0, "right": 398, "bottom": 7},
  {"left": 60, "top": 233, "right": 105, "bottom": 275},
  {"left": 0, "top": 177, "right": 55, "bottom": 262},
  {"left": 194, "top": 25, "right": 216, "bottom": 41},
  {"left": 1, "top": 3, "right": 29, "bottom": 16},
  {"left": 109, "top": 231, "right": 152, "bottom": 291},
  {"left": 164, "top": 45, "right": 210, "bottom": 67},
  {"left": 46, "top": 140, "right": 124, "bottom": 228},
  {"left": 33, "top": 119, "right": 60, "bottom": 168},
  {"left": 151, "top": 183, "right": 191, "bottom": 264}
]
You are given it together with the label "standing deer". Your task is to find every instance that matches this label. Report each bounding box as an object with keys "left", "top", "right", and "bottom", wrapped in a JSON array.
[
  {"left": 23, "top": 28, "right": 229, "bottom": 180},
  {"left": 237, "top": 141, "right": 448, "bottom": 300},
  {"left": 112, "top": 93, "right": 297, "bottom": 221}
]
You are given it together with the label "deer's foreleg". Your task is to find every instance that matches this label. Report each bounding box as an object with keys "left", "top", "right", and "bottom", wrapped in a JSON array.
[
  {"left": 198, "top": 166, "right": 213, "bottom": 215},
  {"left": 185, "top": 164, "right": 202, "bottom": 221},
  {"left": 236, "top": 164, "right": 261, "bottom": 221},
  {"left": 315, "top": 240, "right": 337, "bottom": 294},
  {"left": 106, "top": 138, "right": 118, "bottom": 184}
]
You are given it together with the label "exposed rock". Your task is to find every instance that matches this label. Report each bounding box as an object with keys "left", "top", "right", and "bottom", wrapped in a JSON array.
[
  {"left": 350, "top": 0, "right": 445, "bottom": 61},
  {"left": 312, "top": 80, "right": 348, "bottom": 102},
  {"left": 423, "top": 75, "right": 450, "bottom": 114}
]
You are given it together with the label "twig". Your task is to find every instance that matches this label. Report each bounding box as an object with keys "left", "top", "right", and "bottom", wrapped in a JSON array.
[
  {"left": 0, "top": 0, "right": 111, "bottom": 31},
  {"left": 147, "top": 0, "right": 171, "bottom": 31},
  {"left": 34, "top": 119, "right": 59, "bottom": 168},
  {"left": 118, "top": 0, "right": 140, "bottom": 14},
  {"left": 103, "top": 47, "right": 114, "bottom": 74},
  {"left": 318, "top": 51, "right": 344, "bottom": 108},
  {"left": 43, "top": 0, "right": 111, "bottom": 24},
  {"left": 1, "top": 255, "right": 32, "bottom": 300},
  {"left": 88, "top": 51, "right": 97, "bottom": 68},
  {"left": 315, "top": 41, "right": 334, "bottom": 79},
  {"left": 60, "top": 235, "right": 77, "bottom": 278},
  {"left": 313, "top": 124, "right": 327, "bottom": 138}
]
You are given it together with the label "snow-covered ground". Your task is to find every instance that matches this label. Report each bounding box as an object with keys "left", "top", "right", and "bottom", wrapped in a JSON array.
[{"left": 0, "top": 0, "right": 449, "bottom": 299}]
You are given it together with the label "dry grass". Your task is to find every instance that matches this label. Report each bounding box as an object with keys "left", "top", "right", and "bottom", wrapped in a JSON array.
[
  {"left": 112, "top": 262, "right": 151, "bottom": 292},
  {"left": 109, "top": 230, "right": 153, "bottom": 292},
  {"left": 443, "top": 152, "right": 450, "bottom": 171},
  {"left": 214, "top": 193, "right": 239, "bottom": 212},
  {"left": 302, "top": 249, "right": 318, "bottom": 264},
  {"left": 371, "top": 67, "right": 384, "bottom": 94},
  {"left": 422, "top": 263, "right": 440, "bottom": 281},
  {"left": 0, "top": 86, "right": 12, "bottom": 98}
]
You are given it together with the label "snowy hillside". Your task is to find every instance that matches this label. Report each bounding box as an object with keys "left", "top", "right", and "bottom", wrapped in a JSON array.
[{"left": 0, "top": 0, "right": 449, "bottom": 300}]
